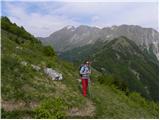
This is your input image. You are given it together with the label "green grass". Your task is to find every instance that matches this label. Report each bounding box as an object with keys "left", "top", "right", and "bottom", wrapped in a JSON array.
[
  {"left": 90, "top": 82, "right": 158, "bottom": 119},
  {"left": 1, "top": 17, "right": 159, "bottom": 119},
  {"left": 1, "top": 29, "right": 86, "bottom": 118}
]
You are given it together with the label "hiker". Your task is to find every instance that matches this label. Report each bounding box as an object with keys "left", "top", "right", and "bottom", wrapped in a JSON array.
[{"left": 80, "top": 60, "right": 92, "bottom": 97}]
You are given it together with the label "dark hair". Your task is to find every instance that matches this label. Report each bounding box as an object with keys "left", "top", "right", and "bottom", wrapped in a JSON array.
[{"left": 84, "top": 60, "right": 90, "bottom": 64}]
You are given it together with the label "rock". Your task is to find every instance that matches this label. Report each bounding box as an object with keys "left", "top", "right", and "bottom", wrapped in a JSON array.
[
  {"left": 31, "top": 64, "right": 41, "bottom": 71},
  {"left": 20, "top": 61, "right": 27, "bottom": 66},
  {"left": 44, "top": 68, "right": 63, "bottom": 80},
  {"left": 16, "top": 46, "right": 23, "bottom": 50},
  {"left": 77, "top": 79, "right": 81, "bottom": 82}
]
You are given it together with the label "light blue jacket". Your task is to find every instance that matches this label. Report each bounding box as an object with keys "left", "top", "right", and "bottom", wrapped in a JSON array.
[{"left": 80, "top": 65, "right": 91, "bottom": 79}]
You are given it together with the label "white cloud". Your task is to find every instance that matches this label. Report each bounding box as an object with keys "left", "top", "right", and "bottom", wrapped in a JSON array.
[
  {"left": 92, "top": 16, "right": 100, "bottom": 22},
  {"left": 3, "top": 2, "right": 80, "bottom": 37},
  {"left": 2, "top": 1, "right": 158, "bottom": 37},
  {"left": 89, "top": 2, "right": 158, "bottom": 29}
]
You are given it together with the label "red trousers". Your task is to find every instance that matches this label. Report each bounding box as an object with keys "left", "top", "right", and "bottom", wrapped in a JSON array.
[{"left": 81, "top": 79, "right": 88, "bottom": 96}]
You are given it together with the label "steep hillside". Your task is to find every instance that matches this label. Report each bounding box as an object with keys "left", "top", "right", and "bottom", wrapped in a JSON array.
[
  {"left": 1, "top": 17, "right": 158, "bottom": 119},
  {"left": 92, "top": 36, "right": 159, "bottom": 101},
  {"left": 1, "top": 17, "right": 94, "bottom": 118}
]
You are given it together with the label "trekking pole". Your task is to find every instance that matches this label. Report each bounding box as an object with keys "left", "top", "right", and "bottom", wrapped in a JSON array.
[{"left": 88, "top": 78, "right": 92, "bottom": 98}]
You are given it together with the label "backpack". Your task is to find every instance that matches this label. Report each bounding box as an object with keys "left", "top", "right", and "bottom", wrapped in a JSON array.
[{"left": 79, "top": 64, "right": 85, "bottom": 77}]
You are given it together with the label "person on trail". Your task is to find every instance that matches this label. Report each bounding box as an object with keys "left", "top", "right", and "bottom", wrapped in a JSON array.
[{"left": 80, "top": 60, "right": 92, "bottom": 97}]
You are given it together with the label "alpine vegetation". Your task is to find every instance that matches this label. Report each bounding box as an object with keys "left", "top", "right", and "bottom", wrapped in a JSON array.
[{"left": 1, "top": 16, "right": 159, "bottom": 119}]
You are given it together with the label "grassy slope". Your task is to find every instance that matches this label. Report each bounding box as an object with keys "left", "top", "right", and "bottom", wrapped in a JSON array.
[
  {"left": 1, "top": 21, "right": 159, "bottom": 118},
  {"left": 1, "top": 29, "right": 91, "bottom": 118},
  {"left": 91, "top": 82, "right": 158, "bottom": 118}
]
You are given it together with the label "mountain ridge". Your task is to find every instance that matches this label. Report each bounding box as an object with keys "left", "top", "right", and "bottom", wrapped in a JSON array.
[{"left": 38, "top": 24, "right": 159, "bottom": 59}]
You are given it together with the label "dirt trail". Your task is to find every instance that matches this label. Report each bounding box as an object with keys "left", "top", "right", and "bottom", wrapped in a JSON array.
[{"left": 67, "top": 98, "right": 96, "bottom": 118}]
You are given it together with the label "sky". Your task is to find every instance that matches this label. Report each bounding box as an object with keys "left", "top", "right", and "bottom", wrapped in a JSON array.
[{"left": 1, "top": 0, "right": 159, "bottom": 37}]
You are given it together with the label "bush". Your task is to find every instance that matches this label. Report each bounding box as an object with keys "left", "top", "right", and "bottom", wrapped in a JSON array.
[
  {"left": 129, "top": 92, "right": 150, "bottom": 108},
  {"left": 43, "top": 46, "right": 55, "bottom": 56},
  {"left": 34, "top": 97, "right": 67, "bottom": 119},
  {"left": 1, "top": 16, "right": 39, "bottom": 43},
  {"left": 1, "top": 108, "right": 23, "bottom": 119},
  {"left": 1, "top": 16, "right": 11, "bottom": 30},
  {"left": 97, "top": 74, "right": 128, "bottom": 93}
]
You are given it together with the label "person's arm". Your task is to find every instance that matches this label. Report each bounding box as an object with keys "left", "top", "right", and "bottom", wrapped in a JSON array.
[{"left": 88, "top": 66, "right": 91, "bottom": 74}]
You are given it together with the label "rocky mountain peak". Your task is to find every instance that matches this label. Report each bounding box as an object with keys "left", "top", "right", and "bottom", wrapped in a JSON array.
[
  {"left": 64, "top": 25, "right": 75, "bottom": 31},
  {"left": 39, "top": 24, "right": 159, "bottom": 59}
]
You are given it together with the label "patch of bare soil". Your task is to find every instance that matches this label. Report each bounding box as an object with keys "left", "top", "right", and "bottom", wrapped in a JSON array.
[
  {"left": 1, "top": 99, "right": 38, "bottom": 111},
  {"left": 67, "top": 99, "right": 96, "bottom": 118}
]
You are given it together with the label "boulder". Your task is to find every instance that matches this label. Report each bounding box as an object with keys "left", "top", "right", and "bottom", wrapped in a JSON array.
[{"left": 44, "top": 68, "right": 63, "bottom": 80}]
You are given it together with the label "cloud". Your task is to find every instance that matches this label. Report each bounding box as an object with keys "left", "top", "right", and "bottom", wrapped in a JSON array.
[
  {"left": 1, "top": 1, "right": 158, "bottom": 37},
  {"left": 2, "top": 2, "right": 80, "bottom": 37},
  {"left": 89, "top": 2, "right": 158, "bottom": 29}
]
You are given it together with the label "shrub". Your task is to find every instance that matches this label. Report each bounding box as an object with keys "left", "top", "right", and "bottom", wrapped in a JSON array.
[
  {"left": 97, "top": 74, "right": 128, "bottom": 93},
  {"left": 43, "top": 46, "right": 55, "bottom": 56},
  {"left": 98, "top": 74, "right": 113, "bottom": 85},
  {"left": 1, "top": 16, "right": 39, "bottom": 43},
  {"left": 129, "top": 92, "right": 149, "bottom": 108}
]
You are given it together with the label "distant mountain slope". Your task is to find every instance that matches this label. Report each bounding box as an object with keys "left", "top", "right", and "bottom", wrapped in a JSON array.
[
  {"left": 60, "top": 36, "right": 159, "bottom": 101},
  {"left": 92, "top": 36, "right": 159, "bottom": 101},
  {"left": 1, "top": 16, "right": 158, "bottom": 119},
  {"left": 38, "top": 25, "right": 159, "bottom": 59}
]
